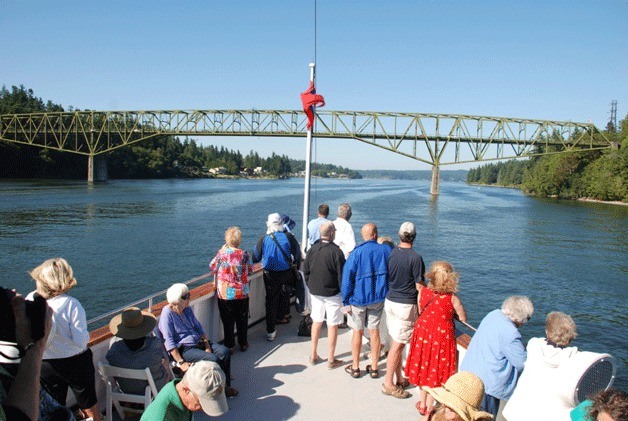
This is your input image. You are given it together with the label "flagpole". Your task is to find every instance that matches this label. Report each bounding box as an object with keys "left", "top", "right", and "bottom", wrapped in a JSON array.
[{"left": 301, "top": 62, "right": 316, "bottom": 254}]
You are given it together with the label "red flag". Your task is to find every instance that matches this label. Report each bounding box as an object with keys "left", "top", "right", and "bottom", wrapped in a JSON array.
[{"left": 300, "top": 81, "right": 325, "bottom": 130}]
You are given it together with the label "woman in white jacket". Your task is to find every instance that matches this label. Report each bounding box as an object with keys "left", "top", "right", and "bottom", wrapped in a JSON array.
[
  {"left": 502, "top": 311, "right": 579, "bottom": 421},
  {"left": 28, "top": 258, "right": 101, "bottom": 421}
]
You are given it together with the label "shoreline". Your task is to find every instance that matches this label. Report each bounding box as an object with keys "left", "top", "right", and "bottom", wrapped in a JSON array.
[{"left": 468, "top": 182, "right": 628, "bottom": 206}]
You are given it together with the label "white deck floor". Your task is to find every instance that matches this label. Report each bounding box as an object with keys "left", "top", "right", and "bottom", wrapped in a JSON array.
[{"left": 193, "top": 319, "right": 422, "bottom": 421}]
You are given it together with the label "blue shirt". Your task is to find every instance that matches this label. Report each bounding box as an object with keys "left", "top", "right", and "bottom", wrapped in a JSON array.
[
  {"left": 341, "top": 240, "right": 391, "bottom": 306},
  {"left": 106, "top": 336, "right": 169, "bottom": 394},
  {"left": 158, "top": 306, "right": 205, "bottom": 352},
  {"left": 307, "top": 216, "right": 328, "bottom": 246},
  {"left": 459, "top": 309, "right": 527, "bottom": 400}
]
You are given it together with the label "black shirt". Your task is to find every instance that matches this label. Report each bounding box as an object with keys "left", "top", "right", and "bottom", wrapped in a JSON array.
[
  {"left": 303, "top": 240, "right": 345, "bottom": 297},
  {"left": 386, "top": 247, "right": 425, "bottom": 304}
]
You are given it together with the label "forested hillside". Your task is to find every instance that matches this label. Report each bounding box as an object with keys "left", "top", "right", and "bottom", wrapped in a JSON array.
[
  {"left": 0, "top": 85, "right": 361, "bottom": 179},
  {"left": 467, "top": 117, "right": 628, "bottom": 202}
]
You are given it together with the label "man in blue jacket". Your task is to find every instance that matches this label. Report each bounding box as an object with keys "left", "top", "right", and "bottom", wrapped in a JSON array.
[{"left": 341, "top": 223, "right": 390, "bottom": 379}]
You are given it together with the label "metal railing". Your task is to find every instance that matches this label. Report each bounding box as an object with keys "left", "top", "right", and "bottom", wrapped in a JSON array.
[{"left": 86, "top": 272, "right": 213, "bottom": 328}]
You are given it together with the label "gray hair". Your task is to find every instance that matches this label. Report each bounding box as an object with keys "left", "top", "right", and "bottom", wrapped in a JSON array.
[
  {"left": 166, "top": 283, "right": 189, "bottom": 306},
  {"left": 337, "top": 203, "right": 352, "bottom": 220},
  {"left": 501, "top": 295, "right": 534, "bottom": 325},
  {"left": 545, "top": 311, "right": 578, "bottom": 346}
]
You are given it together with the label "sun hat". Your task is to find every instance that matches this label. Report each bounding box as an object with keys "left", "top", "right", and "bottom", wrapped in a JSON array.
[
  {"left": 185, "top": 361, "right": 228, "bottom": 417},
  {"left": 266, "top": 213, "right": 283, "bottom": 227},
  {"left": 108, "top": 307, "right": 157, "bottom": 340},
  {"left": 424, "top": 371, "right": 493, "bottom": 421},
  {"left": 280, "top": 213, "right": 296, "bottom": 231},
  {"left": 398, "top": 221, "right": 416, "bottom": 237}
]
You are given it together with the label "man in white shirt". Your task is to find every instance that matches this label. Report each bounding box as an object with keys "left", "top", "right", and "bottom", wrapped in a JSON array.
[{"left": 332, "top": 203, "right": 356, "bottom": 259}]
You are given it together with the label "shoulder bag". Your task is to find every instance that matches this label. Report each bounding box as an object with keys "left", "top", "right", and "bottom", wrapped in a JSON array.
[{"left": 269, "top": 233, "right": 300, "bottom": 286}]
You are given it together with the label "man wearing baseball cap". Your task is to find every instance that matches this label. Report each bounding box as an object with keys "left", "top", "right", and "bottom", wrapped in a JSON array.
[{"left": 141, "top": 360, "right": 228, "bottom": 420}]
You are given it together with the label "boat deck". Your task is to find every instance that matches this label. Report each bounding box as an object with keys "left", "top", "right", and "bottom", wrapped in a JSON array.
[{"left": 201, "top": 319, "right": 422, "bottom": 421}]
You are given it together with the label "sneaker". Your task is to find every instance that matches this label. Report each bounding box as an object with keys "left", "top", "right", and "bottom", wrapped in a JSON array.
[{"left": 267, "top": 331, "right": 276, "bottom": 341}]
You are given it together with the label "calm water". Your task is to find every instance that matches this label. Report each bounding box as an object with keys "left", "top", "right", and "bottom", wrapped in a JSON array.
[{"left": 0, "top": 178, "right": 626, "bottom": 390}]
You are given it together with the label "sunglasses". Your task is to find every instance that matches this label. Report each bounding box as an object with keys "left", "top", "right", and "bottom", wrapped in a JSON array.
[{"left": 181, "top": 293, "right": 190, "bottom": 300}]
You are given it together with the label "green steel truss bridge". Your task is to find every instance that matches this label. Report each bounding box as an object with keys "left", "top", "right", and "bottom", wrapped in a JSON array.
[{"left": 0, "top": 109, "right": 612, "bottom": 189}]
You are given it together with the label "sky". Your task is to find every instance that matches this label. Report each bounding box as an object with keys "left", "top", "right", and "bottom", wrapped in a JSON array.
[{"left": 1, "top": 1, "right": 626, "bottom": 170}]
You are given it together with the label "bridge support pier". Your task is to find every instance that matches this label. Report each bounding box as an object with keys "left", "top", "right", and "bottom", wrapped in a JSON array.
[
  {"left": 430, "top": 165, "right": 440, "bottom": 196},
  {"left": 87, "top": 155, "right": 94, "bottom": 182},
  {"left": 87, "top": 155, "right": 108, "bottom": 182}
]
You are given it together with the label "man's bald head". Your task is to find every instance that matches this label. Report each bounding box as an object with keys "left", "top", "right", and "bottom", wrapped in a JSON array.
[
  {"left": 361, "top": 223, "right": 378, "bottom": 241},
  {"left": 319, "top": 221, "right": 336, "bottom": 241}
]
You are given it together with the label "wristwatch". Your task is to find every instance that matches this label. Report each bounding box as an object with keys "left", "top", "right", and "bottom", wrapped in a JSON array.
[{"left": 176, "top": 360, "right": 185, "bottom": 367}]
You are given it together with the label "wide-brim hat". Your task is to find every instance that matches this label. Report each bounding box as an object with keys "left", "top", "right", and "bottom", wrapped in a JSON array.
[
  {"left": 280, "top": 213, "right": 296, "bottom": 230},
  {"left": 424, "top": 371, "right": 494, "bottom": 421},
  {"left": 109, "top": 307, "right": 157, "bottom": 340},
  {"left": 266, "top": 213, "right": 282, "bottom": 227}
]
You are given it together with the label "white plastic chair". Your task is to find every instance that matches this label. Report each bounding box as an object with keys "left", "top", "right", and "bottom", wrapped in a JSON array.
[{"left": 97, "top": 362, "right": 159, "bottom": 421}]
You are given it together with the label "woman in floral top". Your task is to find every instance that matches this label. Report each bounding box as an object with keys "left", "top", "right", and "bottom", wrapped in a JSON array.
[{"left": 210, "top": 226, "right": 251, "bottom": 352}]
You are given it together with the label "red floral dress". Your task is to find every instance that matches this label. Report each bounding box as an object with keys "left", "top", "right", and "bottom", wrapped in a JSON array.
[{"left": 404, "top": 288, "right": 457, "bottom": 388}]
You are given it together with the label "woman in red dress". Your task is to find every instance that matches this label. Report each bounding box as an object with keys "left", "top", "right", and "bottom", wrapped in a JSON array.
[{"left": 404, "top": 261, "right": 467, "bottom": 415}]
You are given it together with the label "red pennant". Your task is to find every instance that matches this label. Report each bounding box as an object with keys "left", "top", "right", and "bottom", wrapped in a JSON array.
[{"left": 300, "top": 82, "right": 325, "bottom": 130}]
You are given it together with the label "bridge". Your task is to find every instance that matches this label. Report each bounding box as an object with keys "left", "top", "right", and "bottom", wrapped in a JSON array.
[{"left": 0, "top": 109, "right": 612, "bottom": 193}]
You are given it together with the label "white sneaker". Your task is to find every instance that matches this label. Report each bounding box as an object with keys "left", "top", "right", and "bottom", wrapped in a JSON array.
[{"left": 267, "top": 331, "right": 276, "bottom": 341}]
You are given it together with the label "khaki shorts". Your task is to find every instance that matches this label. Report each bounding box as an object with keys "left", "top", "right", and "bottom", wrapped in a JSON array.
[
  {"left": 351, "top": 301, "right": 384, "bottom": 330},
  {"left": 384, "top": 299, "right": 418, "bottom": 344}
]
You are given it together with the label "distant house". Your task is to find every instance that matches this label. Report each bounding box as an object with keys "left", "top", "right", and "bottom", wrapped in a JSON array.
[
  {"left": 209, "top": 167, "right": 227, "bottom": 175},
  {"left": 253, "top": 166, "right": 264, "bottom": 175}
]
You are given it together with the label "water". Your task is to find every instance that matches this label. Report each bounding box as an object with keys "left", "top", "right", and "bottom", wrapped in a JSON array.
[{"left": 0, "top": 178, "right": 626, "bottom": 390}]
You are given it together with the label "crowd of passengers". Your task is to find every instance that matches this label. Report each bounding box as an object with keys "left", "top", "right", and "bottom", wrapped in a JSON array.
[{"left": 1, "top": 203, "right": 626, "bottom": 421}]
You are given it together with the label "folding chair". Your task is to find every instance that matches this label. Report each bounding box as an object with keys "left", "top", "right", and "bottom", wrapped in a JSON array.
[{"left": 97, "top": 362, "right": 159, "bottom": 421}]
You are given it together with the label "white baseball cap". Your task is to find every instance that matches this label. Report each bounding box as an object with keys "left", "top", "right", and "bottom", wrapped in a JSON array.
[
  {"left": 185, "top": 361, "right": 228, "bottom": 416},
  {"left": 398, "top": 222, "right": 416, "bottom": 236}
]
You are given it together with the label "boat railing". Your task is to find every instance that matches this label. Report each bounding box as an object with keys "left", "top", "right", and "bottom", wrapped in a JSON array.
[
  {"left": 456, "top": 319, "right": 477, "bottom": 332},
  {"left": 86, "top": 272, "right": 214, "bottom": 328}
]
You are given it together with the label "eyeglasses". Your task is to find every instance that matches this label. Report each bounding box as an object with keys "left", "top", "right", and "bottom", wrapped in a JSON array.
[{"left": 181, "top": 293, "right": 190, "bottom": 300}]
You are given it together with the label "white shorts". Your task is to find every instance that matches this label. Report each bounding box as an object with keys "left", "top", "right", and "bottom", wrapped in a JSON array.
[
  {"left": 384, "top": 299, "right": 418, "bottom": 344},
  {"left": 310, "top": 294, "right": 344, "bottom": 326}
]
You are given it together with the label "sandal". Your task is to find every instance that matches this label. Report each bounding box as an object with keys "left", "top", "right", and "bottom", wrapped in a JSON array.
[
  {"left": 416, "top": 401, "right": 428, "bottom": 415},
  {"left": 344, "top": 364, "right": 361, "bottom": 378},
  {"left": 327, "top": 359, "right": 344, "bottom": 370},
  {"left": 381, "top": 383, "right": 410, "bottom": 399},
  {"left": 366, "top": 364, "right": 379, "bottom": 379},
  {"left": 396, "top": 378, "right": 411, "bottom": 389}
]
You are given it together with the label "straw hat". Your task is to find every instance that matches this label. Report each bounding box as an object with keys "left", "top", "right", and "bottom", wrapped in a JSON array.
[
  {"left": 109, "top": 307, "right": 157, "bottom": 340},
  {"left": 424, "top": 371, "right": 494, "bottom": 421}
]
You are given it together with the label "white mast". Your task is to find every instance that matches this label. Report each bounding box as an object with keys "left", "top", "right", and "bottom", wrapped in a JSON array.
[{"left": 300, "top": 62, "right": 316, "bottom": 254}]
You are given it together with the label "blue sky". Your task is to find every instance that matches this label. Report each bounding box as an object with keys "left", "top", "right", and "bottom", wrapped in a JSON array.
[{"left": 1, "top": 1, "right": 626, "bottom": 170}]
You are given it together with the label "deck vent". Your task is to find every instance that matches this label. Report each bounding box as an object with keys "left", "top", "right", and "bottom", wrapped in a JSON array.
[{"left": 558, "top": 352, "right": 616, "bottom": 406}]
